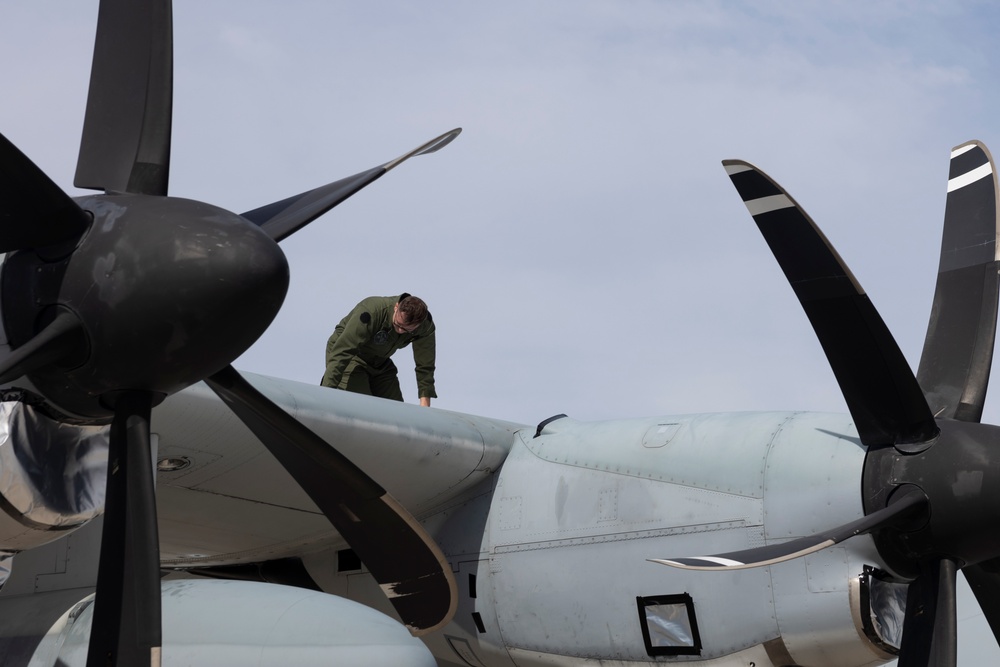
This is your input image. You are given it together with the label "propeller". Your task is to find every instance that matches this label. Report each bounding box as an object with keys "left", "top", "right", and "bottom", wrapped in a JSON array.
[
  {"left": 204, "top": 366, "right": 456, "bottom": 634},
  {"left": 241, "top": 127, "right": 462, "bottom": 242},
  {"left": 75, "top": 0, "right": 172, "bottom": 195},
  {"left": 653, "top": 143, "right": 1000, "bottom": 667},
  {"left": 0, "top": 133, "right": 90, "bottom": 250},
  {"left": 916, "top": 141, "right": 1000, "bottom": 421},
  {"left": 0, "top": 0, "right": 461, "bottom": 663},
  {"left": 649, "top": 487, "right": 927, "bottom": 571}
]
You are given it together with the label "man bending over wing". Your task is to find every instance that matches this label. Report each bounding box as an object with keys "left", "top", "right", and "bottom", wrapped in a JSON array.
[{"left": 320, "top": 294, "right": 436, "bottom": 406}]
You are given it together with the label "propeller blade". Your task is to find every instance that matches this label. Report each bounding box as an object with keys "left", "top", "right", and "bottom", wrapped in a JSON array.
[
  {"left": 204, "top": 365, "right": 457, "bottom": 635},
  {"left": 960, "top": 559, "right": 1000, "bottom": 646},
  {"left": 86, "top": 391, "right": 161, "bottom": 667},
  {"left": 241, "top": 128, "right": 462, "bottom": 243},
  {"left": 724, "top": 160, "right": 939, "bottom": 447},
  {"left": 382, "top": 127, "right": 462, "bottom": 170},
  {"left": 898, "top": 558, "right": 958, "bottom": 667},
  {"left": 75, "top": 0, "right": 173, "bottom": 195},
  {"left": 649, "top": 488, "right": 927, "bottom": 571},
  {"left": 917, "top": 141, "right": 1000, "bottom": 423},
  {"left": 0, "top": 309, "right": 86, "bottom": 384},
  {"left": 0, "top": 133, "right": 90, "bottom": 251}
]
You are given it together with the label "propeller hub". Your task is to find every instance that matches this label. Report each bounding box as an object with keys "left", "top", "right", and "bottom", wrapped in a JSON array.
[
  {"left": 1, "top": 194, "right": 290, "bottom": 418},
  {"left": 865, "top": 420, "right": 1000, "bottom": 577}
]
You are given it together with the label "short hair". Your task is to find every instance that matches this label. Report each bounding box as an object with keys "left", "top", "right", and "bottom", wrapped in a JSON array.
[{"left": 397, "top": 295, "right": 428, "bottom": 324}]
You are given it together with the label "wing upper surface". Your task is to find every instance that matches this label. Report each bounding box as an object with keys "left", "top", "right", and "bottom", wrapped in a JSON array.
[{"left": 150, "top": 372, "right": 521, "bottom": 565}]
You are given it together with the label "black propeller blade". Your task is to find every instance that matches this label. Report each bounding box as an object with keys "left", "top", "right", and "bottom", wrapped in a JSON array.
[
  {"left": 650, "top": 487, "right": 927, "bottom": 571},
  {"left": 0, "top": 309, "right": 86, "bottom": 385},
  {"left": 0, "top": 132, "right": 90, "bottom": 251},
  {"left": 911, "top": 141, "right": 1000, "bottom": 655},
  {"left": 204, "top": 365, "right": 457, "bottom": 635},
  {"left": 75, "top": 0, "right": 173, "bottom": 195},
  {"left": 723, "top": 160, "right": 939, "bottom": 448},
  {"left": 87, "top": 392, "right": 162, "bottom": 667},
  {"left": 897, "top": 558, "right": 958, "bottom": 667},
  {"left": 241, "top": 128, "right": 462, "bottom": 243},
  {"left": 917, "top": 141, "right": 1000, "bottom": 422},
  {"left": 962, "top": 558, "right": 1000, "bottom": 643}
]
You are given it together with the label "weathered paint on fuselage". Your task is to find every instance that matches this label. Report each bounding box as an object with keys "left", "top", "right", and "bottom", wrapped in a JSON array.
[
  {"left": 318, "top": 410, "right": 895, "bottom": 667},
  {"left": 146, "top": 375, "right": 895, "bottom": 666}
]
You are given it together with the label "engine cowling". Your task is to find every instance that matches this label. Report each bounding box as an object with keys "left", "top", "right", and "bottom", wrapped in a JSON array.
[{"left": 6, "top": 579, "right": 435, "bottom": 667}]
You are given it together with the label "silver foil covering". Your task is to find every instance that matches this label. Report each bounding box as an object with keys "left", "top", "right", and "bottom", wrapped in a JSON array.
[{"left": 0, "top": 400, "right": 108, "bottom": 529}]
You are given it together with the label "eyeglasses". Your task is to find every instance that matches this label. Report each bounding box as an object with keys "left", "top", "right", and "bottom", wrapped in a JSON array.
[{"left": 393, "top": 314, "right": 420, "bottom": 333}]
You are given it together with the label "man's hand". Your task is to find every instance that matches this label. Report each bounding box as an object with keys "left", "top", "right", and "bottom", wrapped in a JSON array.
[{"left": 420, "top": 397, "right": 431, "bottom": 407}]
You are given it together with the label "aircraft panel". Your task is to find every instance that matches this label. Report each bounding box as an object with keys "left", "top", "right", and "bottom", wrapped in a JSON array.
[
  {"left": 489, "top": 535, "right": 778, "bottom": 661},
  {"left": 156, "top": 484, "right": 333, "bottom": 565},
  {"left": 488, "top": 429, "right": 780, "bottom": 661},
  {"left": 761, "top": 412, "right": 868, "bottom": 543},
  {"left": 522, "top": 412, "right": 802, "bottom": 498},
  {"left": 771, "top": 549, "right": 893, "bottom": 666}
]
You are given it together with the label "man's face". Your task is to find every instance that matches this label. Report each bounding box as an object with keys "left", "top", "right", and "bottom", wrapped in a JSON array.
[{"left": 393, "top": 304, "right": 420, "bottom": 334}]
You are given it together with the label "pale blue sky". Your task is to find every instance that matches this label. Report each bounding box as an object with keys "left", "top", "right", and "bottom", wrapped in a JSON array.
[{"left": 3, "top": 1, "right": 1000, "bottom": 663}]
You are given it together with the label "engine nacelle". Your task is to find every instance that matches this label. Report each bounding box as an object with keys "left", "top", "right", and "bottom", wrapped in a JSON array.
[
  {"left": 4, "top": 579, "right": 435, "bottom": 667},
  {"left": 349, "top": 412, "right": 906, "bottom": 667},
  {"left": 462, "top": 412, "right": 902, "bottom": 666}
]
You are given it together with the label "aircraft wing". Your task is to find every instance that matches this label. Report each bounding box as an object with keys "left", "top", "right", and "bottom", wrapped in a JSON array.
[{"left": 149, "top": 371, "right": 524, "bottom": 567}]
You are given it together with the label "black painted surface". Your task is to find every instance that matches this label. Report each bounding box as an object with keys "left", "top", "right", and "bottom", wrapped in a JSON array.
[
  {"left": 242, "top": 166, "right": 386, "bottom": 242},
  {"left": 0, "top": 133, "right": 91, "bottom": 251},
  {"left": 205, "top": 365, "right": 456, "bottom": 634},
  {"left": 75, "top": 0, "right": 173, "bottom": 195},
  {"left": 918, "top": 142, "right": 999, "bottom": 422},
  {"left": 726, "top": 162, "right": 937, "bottom": 447},
  {"left": 2, "top": 194, "right": 289, "bottom": 419},
  {"left": 87, "top": 391, "right": 161, "bottom": 667}
]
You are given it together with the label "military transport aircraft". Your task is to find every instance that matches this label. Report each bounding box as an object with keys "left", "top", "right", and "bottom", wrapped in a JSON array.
[{"left": 0, "top": 1, "right": 999, "bottom": 667}]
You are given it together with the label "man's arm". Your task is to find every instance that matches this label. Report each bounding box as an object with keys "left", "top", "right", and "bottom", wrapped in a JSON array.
[{"left": 412, "top": 329, "right": 437, "bottom": 407}]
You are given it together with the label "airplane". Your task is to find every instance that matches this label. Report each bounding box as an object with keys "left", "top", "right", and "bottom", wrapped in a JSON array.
[{"left": 0, "top": 2, "right": 998, "bottom": 667}]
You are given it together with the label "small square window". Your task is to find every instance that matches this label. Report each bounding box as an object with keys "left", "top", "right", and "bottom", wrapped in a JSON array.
[{"left": 636, "top": 593, "right": 702, "bottom": 656}]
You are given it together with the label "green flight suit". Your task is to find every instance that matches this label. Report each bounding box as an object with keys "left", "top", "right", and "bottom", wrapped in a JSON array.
[{"left": 320, "top": 295, "right": 437, "bottom": 401}]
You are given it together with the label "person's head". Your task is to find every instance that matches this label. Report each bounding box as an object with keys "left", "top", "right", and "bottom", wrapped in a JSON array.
[{"left": 393, "top": 295, "right": 428, "bottom": 333}]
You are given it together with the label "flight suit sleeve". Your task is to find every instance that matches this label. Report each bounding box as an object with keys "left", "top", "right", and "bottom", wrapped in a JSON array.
[
  {"left": 412, "top": 329, "right": 437, "bottom": 399},
  {"left": 321, "top": 305, "right": 372, "bottom": 388}
]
